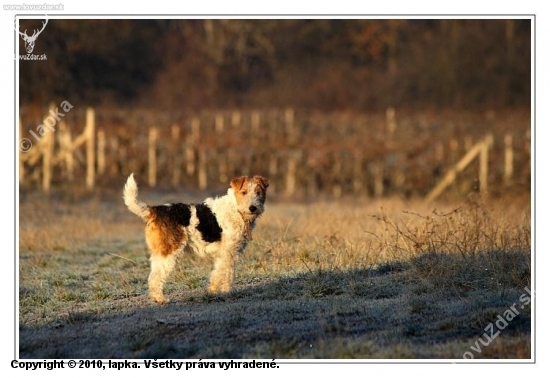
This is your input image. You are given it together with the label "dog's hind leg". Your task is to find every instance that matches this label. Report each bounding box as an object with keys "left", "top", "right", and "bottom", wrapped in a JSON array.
[
  {"left": 148, "top": 253, "right": 177, "bottom": 304},
  {"left": 208, "top": 252, "right": 236, "bottom": 294}
]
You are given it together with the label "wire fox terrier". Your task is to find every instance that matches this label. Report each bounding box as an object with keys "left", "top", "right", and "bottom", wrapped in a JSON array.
[{"left": 123, "top": 173, "right": 269, "bottom": 304}]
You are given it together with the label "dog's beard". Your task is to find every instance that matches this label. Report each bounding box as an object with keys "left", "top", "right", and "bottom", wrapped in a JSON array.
[{"left": 239, "top": 208, "right": 263, "bottom": 223}]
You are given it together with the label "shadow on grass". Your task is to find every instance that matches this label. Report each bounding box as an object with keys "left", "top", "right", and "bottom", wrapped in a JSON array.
[{"left": 19, "top": 251, "right": 531, "bottom": 359}]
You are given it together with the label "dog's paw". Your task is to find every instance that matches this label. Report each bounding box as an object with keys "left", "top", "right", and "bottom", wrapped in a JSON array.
[
  {"left": 208, "top": 285, "right": 231, "bottom": 294},
  {"left": 150, "top": 294, "right": 170, "bottom": 304},
  {"left": 207, "top": 286, "right": 219, "bottom": 294}
]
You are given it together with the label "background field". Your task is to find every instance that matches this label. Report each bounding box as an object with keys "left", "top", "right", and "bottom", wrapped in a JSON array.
[{"left": 18, "top": 189, "right": 531, "bottom": 359}]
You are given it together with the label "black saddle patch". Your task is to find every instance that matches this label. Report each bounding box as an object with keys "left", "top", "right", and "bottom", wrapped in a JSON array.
[
  {"left": 150, "top": 203, "right": 191, "bottom": 227},
  {"left": 195, "top": 203, "right": 223, "bottom": 243}
]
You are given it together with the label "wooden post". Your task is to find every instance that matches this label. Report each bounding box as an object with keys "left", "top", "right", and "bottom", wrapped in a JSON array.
[
  {"left": 148, "top": 127, "right": 158, "bottom": 187},
  {"left": 479, "top": 134, "right": 493, "bottom": 195},
  {"left": 186, "top": 117, "right": 200, "bottom": 176},
  {"left": 97, "top": 129, "right": 106, "bottom": 175},
  {"left": 86, "top": 107, "right": 95, "bottom": 190},
  {"left": 425, "top": 144, "right": 482, "bottom": 203},
  {"left": 231, "top": 111, "right": 241, "bottom": 128},
  {"left": 386, "top": 107, "right": 396, "bottom": 137},
  {"left": 216, "top": 115, "right": 228, "bottom": 183},
  {"left": 198, "top": 149, "right": 207, "bottom": 190},
  {"left": 42, "top": 128, "right": 53, "bottom": 192},
  {"left": 185, "top": 141, "right": 195, "bottom": 176},
  {"left": 504, "top": 133, "right": 513, "bottom": 187},
  {"left": 285, "top": 108, "right": 296, "bottom": 145},
  {"left": 42, "top": 104, "right": 56, "bottom": 192},
  {"left": 215, "top": 114, "right": 224, "bottom": 133},
  {"left": 424, "top": 134, "right": 493, "bottom": 203},
  {"left": 171, "top": 125, "right": 181, "bottom": 187},
  {"left": 59, "top": 120, "right": 74, "bottom": 181},
  {"left": 285, "top": 152, "right": 300, "bottom": 197},
  {"left": 191, "top": 116, "right": 200, "bottom": 142}
]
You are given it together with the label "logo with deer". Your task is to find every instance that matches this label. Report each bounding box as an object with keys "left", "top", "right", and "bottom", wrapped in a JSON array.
[{"left": 15, "top": 16, "right": 48, "bottom": 59}]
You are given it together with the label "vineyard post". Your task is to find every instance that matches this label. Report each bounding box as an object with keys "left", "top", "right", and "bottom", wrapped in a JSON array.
[
  {"left": 59, "top": 120, "right": 74, "bottom": 181},
  {"left": 171, "top": 124, "right": 181, "bottom": 187},
  {"left": 85, "top": 107, "right": 95, "bottom": 190},
  {"left": 504, "top": 133, "right": 513, "bottom": 187},
  {"left": 97, "top": 129, "right": 106, "bottom": 175},
  {"left": 148, "top": 127, "right": 158, "bottom": 187},
  {"left": 198, "top": 149, "right": 207, "bottom": 190},
  {"left": 479, "top": 134, "right": 493, "bottom": 195},
  {"left": 41, "top": 103, "right": 58, "bottom": 192},
  {"left": 285, "top": 151, "right": 300, "bottom": 197},
  {"left": 386, "top": 107, "right": 396, "bottom": 138},
  {"left": 215, "top": 114, "right": 228, "bottom": 183},
  {"left": 185, "top": 117, "right": 199, "bottom": 176}
]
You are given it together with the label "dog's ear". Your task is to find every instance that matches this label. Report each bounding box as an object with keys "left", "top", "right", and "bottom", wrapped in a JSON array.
[
  {"left": 230, "top": 176, "right": 247, "bottom": 191},
  {"left": 253, "top": 176, "right": 269, "bottom": 190}
]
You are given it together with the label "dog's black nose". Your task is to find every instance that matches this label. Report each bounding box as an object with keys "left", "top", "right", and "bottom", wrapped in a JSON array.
[{"left": 249, "top": 205, "right": 257, "bottom": 213}]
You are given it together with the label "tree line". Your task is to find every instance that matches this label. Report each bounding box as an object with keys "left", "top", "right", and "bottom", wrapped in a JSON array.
[{"left": 19, "top": 19, "right": 531, "bottom": 111}]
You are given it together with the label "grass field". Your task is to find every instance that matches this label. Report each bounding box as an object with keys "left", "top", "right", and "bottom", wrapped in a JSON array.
[{"left": 18, "top": 188, "right": 531, "bottom": 359}]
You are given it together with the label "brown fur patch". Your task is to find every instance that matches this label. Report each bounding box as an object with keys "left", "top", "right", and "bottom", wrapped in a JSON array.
[
  {"left": 145, "top": 210, "right": 186, "bottom": 256},
  {"left": 231, "top": 176, "right": 250, "bottom": 205},
  {"left": 253, "top": 175, "right": 269, "bottom": 190},
  {"left": 253, "top": 176, "right": 269, "bottom": 198},
  {"left": 230, "top": 176, "right": 247, "bottom": 190}
]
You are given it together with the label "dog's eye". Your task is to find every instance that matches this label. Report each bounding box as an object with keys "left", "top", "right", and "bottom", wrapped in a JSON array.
[{"left": 241, "top": 190, "right": 248, "bottom": 195}]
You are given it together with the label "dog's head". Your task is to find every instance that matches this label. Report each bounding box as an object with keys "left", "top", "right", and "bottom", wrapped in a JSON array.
[{"left": 230, "top": 175, "right": 269, "bottom": 221}]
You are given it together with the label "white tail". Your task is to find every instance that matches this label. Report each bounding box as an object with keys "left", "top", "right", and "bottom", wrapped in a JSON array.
[{"left": 123, "top": 173, "right": 150, "bottom": 220}]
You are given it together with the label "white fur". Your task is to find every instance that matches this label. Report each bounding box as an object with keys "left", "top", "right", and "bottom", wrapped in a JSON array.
[{"left": 123, "top": 173, "right": 150, "bottom": 220}]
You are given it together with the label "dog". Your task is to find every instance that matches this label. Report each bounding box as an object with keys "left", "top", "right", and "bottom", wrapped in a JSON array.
[{"left": 123, "top": 173, "right": 269, "bottom": 304}]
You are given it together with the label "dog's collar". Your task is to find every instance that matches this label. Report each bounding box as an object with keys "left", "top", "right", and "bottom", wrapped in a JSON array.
[{"left": 238, "top": 211, "right": 254, "bottom": 241}]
